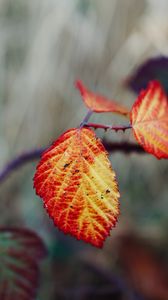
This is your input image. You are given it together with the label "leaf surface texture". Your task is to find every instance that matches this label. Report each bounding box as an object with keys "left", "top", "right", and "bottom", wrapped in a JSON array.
[
  {"left": 131, "top": 81, "right": 168, "bottom": 159},
  {"left": 34, "top": 128, "right": 120, "bottom": 247}
]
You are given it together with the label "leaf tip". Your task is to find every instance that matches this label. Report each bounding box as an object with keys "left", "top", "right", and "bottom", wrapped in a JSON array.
[{"left": 75, "top": 79, "right": 86, "bottom": 96}]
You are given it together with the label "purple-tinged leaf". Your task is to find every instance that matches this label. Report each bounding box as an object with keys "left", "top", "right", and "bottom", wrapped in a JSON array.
[
  {"left": 127, "top": 56, "right": 168, "bottom": 94},
  {"left": 0, "top": 227, "right": 47, "bottom": 300}
]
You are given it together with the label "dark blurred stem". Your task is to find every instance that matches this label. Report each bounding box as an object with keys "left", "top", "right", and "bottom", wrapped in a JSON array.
[
  {"left": 83, "top": 262, "right": 144, "bottom": 300},
  {"left": 61, "top": 285, "right": 120, "bottom": 299},
  {"left": 79, "top": 110, "right": 93, "bottom": 128},
  {"left": 0, "top": 147, "right": 46, "bottom": 183},
  {"left": 86, "top": 122, "right": 132, "bottom": 132},
  {"left": 0, "top": 142, "right": 145, "bottom": 184},
  {"left": 103, "top": 141, "right": 145, "bottom": 154}
]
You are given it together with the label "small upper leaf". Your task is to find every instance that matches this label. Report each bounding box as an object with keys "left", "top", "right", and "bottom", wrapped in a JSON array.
[
  {"left": 127, "top": 56, "right": 168, "bottom": 94},
  {"left": 130, "top": 80, "right": 168, "bottom": 159},
  {"left": 0, "top": 227, "right": 46, "bottom": 300},
  {"left": 34, "top": 127, "right": 120, "bottom": 248},
  {"left": 76, "top": 80, "right": 129, "bottom": 116}
]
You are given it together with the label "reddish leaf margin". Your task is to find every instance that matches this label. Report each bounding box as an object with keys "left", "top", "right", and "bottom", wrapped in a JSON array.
[
  {"left": 130, "top": 80, "right": 168, "bottom": 159},
  {"left": 76, "top": 80, "right": 130, "bottom": 116}
]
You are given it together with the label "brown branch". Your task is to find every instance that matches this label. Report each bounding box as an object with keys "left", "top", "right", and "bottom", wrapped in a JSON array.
[
  {"left": 86, "top": 122, "right": 132, "bottom": 132},
  {"left": 0, "top": 147, "right": 46, "bottom": 183},
  {"left": 0, "top": 142, "right": 145, "bottom": 184},
  {"left": 103, "top": 141, "right": 145, "bottom": 154}
]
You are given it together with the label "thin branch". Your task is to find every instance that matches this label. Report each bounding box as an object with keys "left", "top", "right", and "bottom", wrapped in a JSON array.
[
  {"left": 86, "top": 122, "right": 132, "bottom": 132},
  {"left": 79, "top": 110, "right": 93, "bottom": 128},
  {"left": 0, "top": 142, "right": 145, "bottom": 184},
  {"left": 59, "top": 285, "right": 120, "bottom": 299},
  {"left": 103, "top": 141, "right": 145, "bottom": 154},
  {"left": 83, "top": 262, "right": 144, "bottom": 300},
  {"left": 0, "top": 147, "right": 46, "bottom": 183}
]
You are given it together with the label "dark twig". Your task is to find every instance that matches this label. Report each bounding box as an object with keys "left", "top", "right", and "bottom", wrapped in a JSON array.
[
  {"left": 0, "top": 147, "right": 46, "bottom": 183},
  {"left": 0, "top": 142, "right": 145, "bottom": 184},
  {"left": 103, "top": 141, "right": 145, "bottom": 154},
  {"left": 59, "top": 284, "right": 120, "bottom": 299},
  {"left": 86, "top": 122, "right": 132, "bottom": 132},
  {"left": 83, "top": 262, "right": 144, "bottom": 300},
  {"left": 79, "top": 110, "right": 93, "bottom": 128}
]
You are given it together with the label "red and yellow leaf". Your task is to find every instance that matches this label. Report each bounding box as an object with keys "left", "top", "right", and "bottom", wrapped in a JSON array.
[
  {"left": 76, "top": 80, "right": 129, "bottom": 116},
  {"left": 130, "top": 81, "right": 168, "bottom": 159},
  {"left": 34, "top": 128, "right": 120, "bottom": 248}
]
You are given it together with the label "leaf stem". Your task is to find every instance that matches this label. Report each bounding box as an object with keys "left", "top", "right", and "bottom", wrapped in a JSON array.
[
  {"left": 79, "top": 110, "right": 93, "bottom": 128},
  {"left": 85, "top": 122, "right": 132, "bottom": 132}
]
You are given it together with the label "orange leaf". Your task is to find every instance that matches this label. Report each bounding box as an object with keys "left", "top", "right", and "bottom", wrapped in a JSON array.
[
  {"left": 34, "top": 128, "right": 120, "bottom": 247},
  {"left": 76, "top": 80, "right": 129, "bottom": 116},
  {"left": 130, "top": 81, "right": 168, "bottom": 159}
]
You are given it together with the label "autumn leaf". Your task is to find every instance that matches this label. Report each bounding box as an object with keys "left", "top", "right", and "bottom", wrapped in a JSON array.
[
  {"left": 130, "top": 81, "right": 168, "bottom": 159},
  {"left": 76, "top": 80, "right": 129, "bottom": 116},
  {"left": 34, "top": 127, "right": 120, "bottom": 248},
  {"left": 0, "top": 227, "right": 46, "bottom": 300}
]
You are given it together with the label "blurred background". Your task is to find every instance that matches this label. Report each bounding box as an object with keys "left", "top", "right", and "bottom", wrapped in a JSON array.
[{"left": 0, "top": 0, "right": 168, "bottom": 299}]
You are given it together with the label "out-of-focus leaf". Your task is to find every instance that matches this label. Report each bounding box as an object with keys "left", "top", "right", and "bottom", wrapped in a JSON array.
[
  {"left": 76, "top": 80, "right": 129, "bottom": 116},
  {"left": 127, "top": 56, "right": 168, "bottom": 94},
  {"left": 130, "top": 80, "right": 168, "bottom": 159},
  {"left": 0, "top": 227, "right": 46, "bottom": 300},
  {"left": 34, "top": 127, "right": 120, "bottom": 248},
  {"left": 119, "top": 235, "right": 168, "bottom": 300}
]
